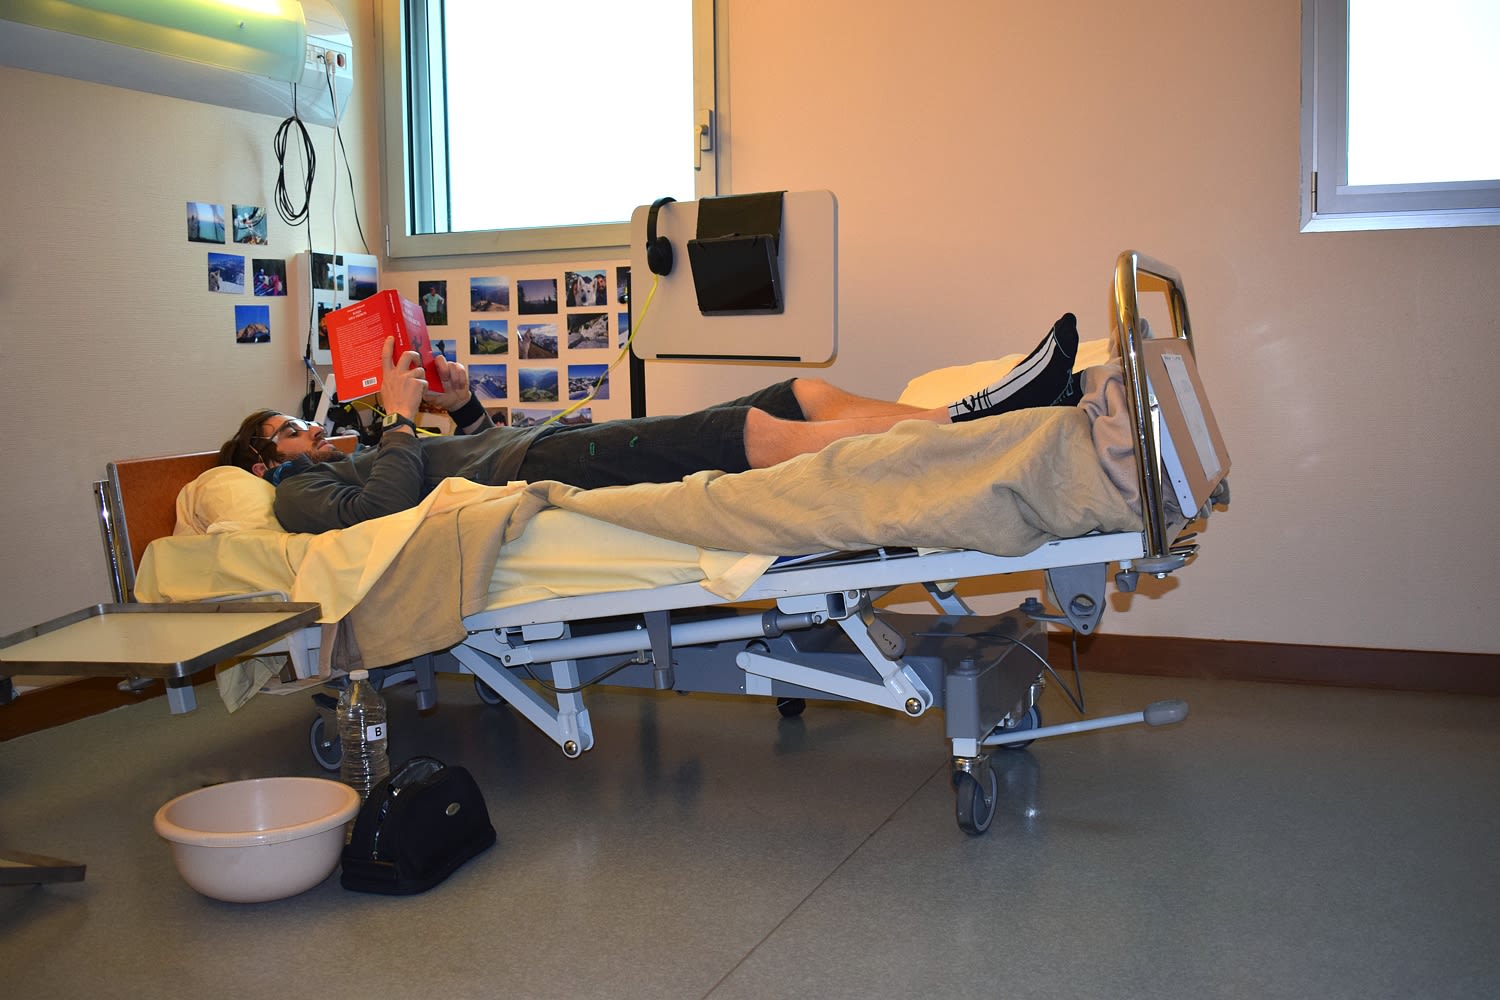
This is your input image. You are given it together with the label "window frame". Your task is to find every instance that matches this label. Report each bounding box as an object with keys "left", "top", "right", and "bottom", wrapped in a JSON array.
[
  {"left": 377, "top": 0, "right": 726, "bottom": 260},
  {"left": 1300, "top": 0, "right": 1500, "bottom": 232}
]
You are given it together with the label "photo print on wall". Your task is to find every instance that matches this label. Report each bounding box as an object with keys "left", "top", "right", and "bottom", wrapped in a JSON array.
[
  {"left": 235, "top": 303, "right": 270, "bottom": 344},
  {"left": 516, "top": 278, "right": 557, "bottom": 315},
  {"left": 208, "top": 252, "right": 245, "bottom": 293},
  {"left": 567, "top": 313, "right": 609, "bottom": 350},
  {"left": 253, "top": 258, "right": 287, "bottom": 296},
  {"left": 568, "top": 364, "right": 609, "bottom": 400},
  {"left": 471, "top": 276, "right": 509, "bottom": 313},
  {"left": 419, "top": 279, "right": 448, "bottom": 325},
  {"left": 470, "top": 364, "right": 508, "bottom": 403},
  {"left": 517, "top": 323, "right": 558, "bottom": 359},
  {"left": 470, "top": 319, "right": 508, "bottom": 356},
  {"left": 187, "top": 202, "right": 225, "bottom": 244},
  {"left": 233, "top": 204, "right": 268, "bottom": 245},
  {"left": 564, "top": 269, "right": 608, "bottom": 307},
  {"left": 518, "top": 367, "right": 559, "bottom": 403}
]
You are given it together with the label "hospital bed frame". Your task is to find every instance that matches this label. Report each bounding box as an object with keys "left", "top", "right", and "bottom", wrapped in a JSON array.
[
  {"left": 9, "top": 251, "right": 1225, "bottom": 836},
  {"left": 398, "top": 250, "right": 1221, "bottom": 835}
]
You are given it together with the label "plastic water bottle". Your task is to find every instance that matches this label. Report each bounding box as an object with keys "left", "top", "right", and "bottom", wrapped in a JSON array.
[{"left": 337, "top": 669, "right": 389, "bottom": 798}]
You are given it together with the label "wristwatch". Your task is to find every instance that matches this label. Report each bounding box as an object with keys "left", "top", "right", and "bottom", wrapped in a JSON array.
[{"left": 381, "top": 412, "right": 418, "bottom": 434}]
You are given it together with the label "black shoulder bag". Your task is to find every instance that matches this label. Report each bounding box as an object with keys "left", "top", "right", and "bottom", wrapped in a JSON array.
[{"left": 341, "top": 756, "right": 496, "bottom": 895}]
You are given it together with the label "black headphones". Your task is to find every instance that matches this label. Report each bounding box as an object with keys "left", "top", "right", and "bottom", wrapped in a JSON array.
[{"left": 645, "top": 196, "right": 676, "bottom": 276}]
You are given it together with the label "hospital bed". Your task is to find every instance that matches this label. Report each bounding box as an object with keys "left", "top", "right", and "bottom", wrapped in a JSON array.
[{"left": 1, "top": 251, "right": 1228, "bottom": 836}]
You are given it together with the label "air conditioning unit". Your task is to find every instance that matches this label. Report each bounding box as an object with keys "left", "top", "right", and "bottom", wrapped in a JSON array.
[{"left": 0, "top": 0, "right": 354, "bottom": 127}]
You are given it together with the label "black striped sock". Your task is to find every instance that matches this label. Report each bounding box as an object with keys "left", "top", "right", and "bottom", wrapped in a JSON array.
[{"left": 947, "top": 313, "right": 1080, "bottom": 422}]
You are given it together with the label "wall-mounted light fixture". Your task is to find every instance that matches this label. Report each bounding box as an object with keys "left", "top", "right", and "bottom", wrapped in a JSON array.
[{"left": 0, "top": 0, "right": 308, "bottom": 82}]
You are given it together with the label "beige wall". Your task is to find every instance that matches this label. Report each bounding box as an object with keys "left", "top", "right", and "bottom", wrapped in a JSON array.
[
  {"left": 0, "top": 0, "right": 381, "bottom": 637},
  {"left": 2, "top": 0, "right": 1496, "bottom": 654}
]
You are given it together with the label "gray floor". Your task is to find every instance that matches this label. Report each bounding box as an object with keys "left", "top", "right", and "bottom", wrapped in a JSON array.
[{"left": 2, "top": 669, "right": 1497, "bottom": 1000}]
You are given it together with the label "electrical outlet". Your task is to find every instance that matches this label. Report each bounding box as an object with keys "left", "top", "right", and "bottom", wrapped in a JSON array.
[{"left": 306, "top": 44, "right": 349, "bottom": 72}]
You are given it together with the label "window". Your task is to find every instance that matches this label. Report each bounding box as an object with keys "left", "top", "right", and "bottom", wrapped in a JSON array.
[
  {"left": 380, "top": 0, "right": 723, "bottom": 258},
  {"left": 1300, "top": 0, "right": 1500, "bottom": 232}
]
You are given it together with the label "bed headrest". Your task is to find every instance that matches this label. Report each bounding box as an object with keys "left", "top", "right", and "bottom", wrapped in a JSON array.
[{"left": 174, "top": 466, "right": 283, "bottom": 536}]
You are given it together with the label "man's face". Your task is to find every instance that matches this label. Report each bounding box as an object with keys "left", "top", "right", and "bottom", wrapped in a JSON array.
[{"left": 260, "top": 415, "right": 341, "bottom": 464}]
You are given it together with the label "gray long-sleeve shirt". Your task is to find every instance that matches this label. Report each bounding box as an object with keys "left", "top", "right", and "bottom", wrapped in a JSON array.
[{"left": 272, "top": 411, "right": 544, "bottom": 534}]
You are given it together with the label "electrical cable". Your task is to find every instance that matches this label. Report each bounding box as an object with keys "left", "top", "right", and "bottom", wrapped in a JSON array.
[
  {"left": 272, "top": 81, "right": 321, "bottom": 400},
  {"left": 520, "top": 657, "right": 642, "bottom": 695},
  {"left": 273, "top": 94, "right": 316, "bottom": 229},
  {"left": 325, "top": 59, "right": 369, "bottom": 253},
  {"left": 539, "top": 274, "right": 660, "bottom": 427},
  {"left": 912, "top": 624, "right": 1087, "bottom": 716}
]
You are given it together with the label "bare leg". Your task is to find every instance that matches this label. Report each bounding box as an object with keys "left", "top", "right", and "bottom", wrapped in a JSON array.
[
  {"left": 742, "top": 406, "right": 948, "bottom": 468},
  {"left": 789, "top": 377, "right": 934, "bottom": 421}
]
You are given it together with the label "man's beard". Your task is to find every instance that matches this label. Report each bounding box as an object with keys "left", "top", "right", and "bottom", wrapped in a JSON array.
[
  {"left": 281, "top": 443, "right": 348, "bottom": 467},
  {"left": 311, "top": 444, "right": 349, "bottom": 464}
]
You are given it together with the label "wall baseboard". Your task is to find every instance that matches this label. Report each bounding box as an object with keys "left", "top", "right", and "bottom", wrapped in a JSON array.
[
  {"left": 4, "top": 636, "right": 1495, "bottom": 741},
  {"left": 0, "top": 676, "right": 213, "bottom": 742},
  {"left": 1051, "top": 633, "right": 1500, "bottom": 697}
]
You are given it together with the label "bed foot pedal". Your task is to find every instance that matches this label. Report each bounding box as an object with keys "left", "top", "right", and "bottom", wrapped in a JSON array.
[{"left": 981, "top": 699, "right": 1189, "bottom": 747}]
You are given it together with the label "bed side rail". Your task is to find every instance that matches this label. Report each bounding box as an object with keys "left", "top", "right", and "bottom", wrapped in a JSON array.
[{"left": 1112, "top": 250, "right": 1205, "bottom": 575}]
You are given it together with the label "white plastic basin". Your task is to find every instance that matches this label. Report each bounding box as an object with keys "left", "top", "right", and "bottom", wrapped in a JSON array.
[{"left": 154, "top": 776, "right": 360, "bottom": 903}]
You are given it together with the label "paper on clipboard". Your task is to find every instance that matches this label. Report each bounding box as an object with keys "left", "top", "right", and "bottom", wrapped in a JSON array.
[{"left": 1143, "top": 338, "right": 1229, "bottom": 513}]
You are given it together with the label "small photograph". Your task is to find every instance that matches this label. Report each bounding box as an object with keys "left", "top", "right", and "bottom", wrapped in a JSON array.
[
  {"left": 517, "top": 323, "right": 558, "bottom": 359},
  {"left": 470, "top": 364, "right": 508, "bottom": 402},
  {"left": 419, "top": 280, "right": 448, "bottom": 325},
  {"left": 232, "top": 204, "right": 268, "bottom": 245},
  {"left": 187, "top": 201, "right": 225, "bottom": 243},
  {"left": 471, "top": 276, "right": 510, "bottom": 312},
  {"left": 484, "top": 406, "right": 510, "bottom": 426},
  {"left": 234, "top": 303, "right": 270, "bottom": 343},
  {"left": 565, "top": 269, "right": 609, "bottom": 307},
  {"left": 252, "top": 258, "right": 287, "bottom": 296},
  {"left": 617, "top": 312, "right": 631, "bottom": 347},
  {"left": 512, "top": 408, "right": 558, "bottom": 428},
  {"left": 518, "top": 367, "right": 559, "bottom": 403},
  {"left": 515, "top": 407, "right": 590, "bottom": 427},
  {"left": 616, "top": 266, "right": 630, "bottom": 304},
  {"left": 208, "top": 252, "right": 245, "bottom": 293},
  {"left": 310, "top": 252, "right": 343, "bottom": 291},
  {"left": 316, "top": 301, "right": 338, "bottom": 354},
  {"left": 567, "top": 313, "right": 609, "bottom": 350},
  {"left": 349, "top": 262, "right": 378, "bottom": 301},
  {"left": 431, "top": 338, "right": 457, "bottom": 362},
  {"left": 470, "top": 319, "right": 508, "bottom": 356},
  {"left": 568, "top": 364, "right": 609, "bottom": 401},
  {"left": 517, "top": 278, "right": 558, "bottom": 314}
]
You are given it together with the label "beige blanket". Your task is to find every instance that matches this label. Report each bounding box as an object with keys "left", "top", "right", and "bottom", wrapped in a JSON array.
[{"left": 341, "top": 402, "right": 1137, "bottom": 668}]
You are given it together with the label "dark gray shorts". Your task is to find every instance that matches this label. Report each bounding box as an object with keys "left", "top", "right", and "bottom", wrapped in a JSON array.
[{"left": 515, "top": 379, "right": 804, "bottom": 489}]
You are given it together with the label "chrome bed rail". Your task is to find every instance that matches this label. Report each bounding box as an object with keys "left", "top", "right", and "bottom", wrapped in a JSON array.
[{"left": 1112, "top": 250, "right": 1195, "bottom": 575}]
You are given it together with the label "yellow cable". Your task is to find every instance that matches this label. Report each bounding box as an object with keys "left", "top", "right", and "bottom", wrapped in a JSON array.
[{"left": 540, "top": 274, "right": 661, "bottom": 427}]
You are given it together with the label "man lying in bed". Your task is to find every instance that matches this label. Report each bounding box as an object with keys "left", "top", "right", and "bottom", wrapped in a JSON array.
[{"left": 219, "top": 315, "right": 1084, "bottom": 534}]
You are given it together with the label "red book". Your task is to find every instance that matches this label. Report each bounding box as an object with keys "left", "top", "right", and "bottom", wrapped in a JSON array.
[{"left": 325, "top": 290, "right": 443, "bottom": 399}]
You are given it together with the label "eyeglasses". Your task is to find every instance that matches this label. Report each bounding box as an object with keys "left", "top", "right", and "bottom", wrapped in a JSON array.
[{"left": 254, "top": 416, "right": 316, "bottom": 449}]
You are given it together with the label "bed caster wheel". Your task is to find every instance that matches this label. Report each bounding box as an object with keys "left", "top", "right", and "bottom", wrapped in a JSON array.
[
  {"left": 474, "top": 676, "right": 506, "bottom": 706},
  {"left": 308, "top": 715, "right": 342, "bottom": 772},
  {"left": 952, "top": 761, "right": 998, "bottom": 836},
  {"left": 995, "top": 705, "right": 1042, "bottom": 751},
  {"left": 776, "top": 697, "right": 805, "bottom": 718}
]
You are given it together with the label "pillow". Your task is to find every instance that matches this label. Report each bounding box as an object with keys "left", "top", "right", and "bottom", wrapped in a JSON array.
[
  {"left": 174, "top": 466, "right": 282, "bottom": 536},
  {"left": 898, "top": 336, "right": 1115, "bottom": 408}
]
